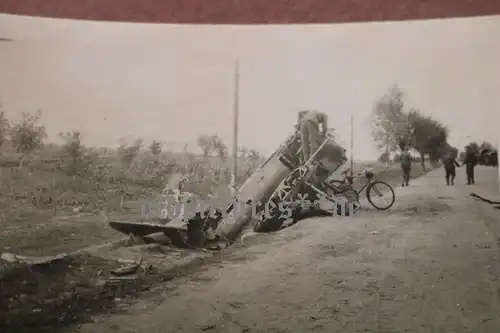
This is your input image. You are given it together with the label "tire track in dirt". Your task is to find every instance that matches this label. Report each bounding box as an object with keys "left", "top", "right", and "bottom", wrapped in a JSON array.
[
  {"left": 311, "top": 183, "right": 460, "bottom": 332},
  {"left": 375, "top": 274, "right": 412, "bottom": 333}
]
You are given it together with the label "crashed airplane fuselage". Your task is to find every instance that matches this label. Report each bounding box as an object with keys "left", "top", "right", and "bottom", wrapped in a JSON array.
[{"left": 108, "top": 131, "right": 349, "bottom": 249}]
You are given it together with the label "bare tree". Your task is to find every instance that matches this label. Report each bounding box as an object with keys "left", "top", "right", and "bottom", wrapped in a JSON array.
[
  {"left": 196, "top": 134, "right": 228, "bottom": 160},
  {"left": 211, "top": 135, "right": 228, "bottom": 160},
  {"left": 197, "top": 134, "right": 214, "bottom": 158},
  {"left": 0, "top": 110, "right": 9, "bottom": 148},
  {"left": 238, "top": 146, "right": 249, "bottom": 159},
  {"left": 149, "top": 140, "right": 162, "bottom": 156},
  {"left": 118, "top": 138, "right": 143, "bottom": 168},
  {"left": 406, "top": 109, "right": 449, "bottom": 168},
  {"left": 9, "top": 111, "right": 47, "bottom": 169},
  {"left": 248, "top": 149, "right": 262, "bottom": 161},
  {"left": 371, "top": 85, "right": 408, "bottom": 156},
  {"left": 371, "top": 86, "right": 450, "bottom": 169},
  {"left": 59, "top": 130, "right": 83, "bottom": 175}
]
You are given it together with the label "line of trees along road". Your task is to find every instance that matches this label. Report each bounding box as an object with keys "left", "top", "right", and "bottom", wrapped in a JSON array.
[
  {"left": 459, "top": 141, "right": 498, "bottom": 166},
  {"left": 371, "top": 85, "right": 457, "bottom": 168},
  {"left": 371, "top": 85, "right": 498, "bottom": 168}
]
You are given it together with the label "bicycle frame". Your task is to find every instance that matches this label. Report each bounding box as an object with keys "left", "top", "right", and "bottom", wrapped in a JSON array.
[
  {"left": 353, "top": 175, "right": 375, "bottom": 195},
  {"left": 327, "top": 171, "right": 375, "bottom": 196}
]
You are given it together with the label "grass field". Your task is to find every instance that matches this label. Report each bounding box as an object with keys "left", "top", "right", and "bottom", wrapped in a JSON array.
[{"left": 0, "top": 148, "right": 260, "bottom": 254}]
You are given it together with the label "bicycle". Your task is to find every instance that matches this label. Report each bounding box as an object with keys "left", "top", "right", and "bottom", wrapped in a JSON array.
[{"left": 323, "top": 167, "right": 396, "bottom": 210}]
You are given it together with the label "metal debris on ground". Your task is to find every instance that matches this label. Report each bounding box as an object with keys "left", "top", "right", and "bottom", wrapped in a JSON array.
[
  {"left": 200, "top": 324, "right": 217, "bottom": 331},
  {"left": 470, "top": 193, "right": 500, "bottom": 205},
  {"left": 109, "top": 275, "right": 140, "bottom": 280},
  {"left": 111, "top": 256, "right": 143, "bottom": 276},
  {"left": 117, "top": 258, "right": 138, "bottom": 264},
  {"left": 0, "top": 252, "right": 68, "bottom": 265}
]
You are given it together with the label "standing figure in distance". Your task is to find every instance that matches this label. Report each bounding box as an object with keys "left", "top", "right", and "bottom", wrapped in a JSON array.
[
  {"left": 399, "top": 146, "right": 412, "bottom": 187},
  {"left": 442, "top": 152, "right": 460, "bottom": 185},
  {"left": 297, "top": 110, "right": 328, "bottom": 162},
  {"left": 463, "top": 146, "right": 478, "bottom": 185}
]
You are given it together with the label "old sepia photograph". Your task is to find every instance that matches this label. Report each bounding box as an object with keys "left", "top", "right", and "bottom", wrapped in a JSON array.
[{"left": 1, "top": 13, "right": 499, "bottom": 333}]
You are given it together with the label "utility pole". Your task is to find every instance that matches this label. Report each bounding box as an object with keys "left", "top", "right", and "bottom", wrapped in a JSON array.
[
  {"left": 385, "top": 132, "right": 389, "bottom": 168},
  {"left": 183, "top": 143, "right": 189, "bottom": 172},
  {"left": 497, "top": 139, "right": 500, "bottom": 193},
  {"left": 350, "top": 111, "right": 354, "bottom": 176},
  {"left": 231, "top": 59, "right": 240, "bottom": 195}
]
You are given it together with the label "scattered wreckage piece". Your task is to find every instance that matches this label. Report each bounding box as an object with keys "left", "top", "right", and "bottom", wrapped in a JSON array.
[
  {"left": 110, "top": 256, "right": 143, "bottom": 276},
  {"left": 470, "top": 192, "right": 500, "bottom": 205},
  {"left": 109, "top": 206, "right": 223, "bottom": 249},
  {"left": 470, "top": 193, "right": 500, "bottom": 210},
  {"left": 0, "top": 252, "right": 68, "bottom": 265}
]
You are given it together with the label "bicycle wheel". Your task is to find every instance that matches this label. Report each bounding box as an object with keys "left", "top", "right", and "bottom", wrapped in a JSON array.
[{"left": 366, "top": 181, "right": 395, "bottom": 210}]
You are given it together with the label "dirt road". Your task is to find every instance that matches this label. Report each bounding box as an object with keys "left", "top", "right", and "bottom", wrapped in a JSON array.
[{"left": 65, "top": 166, "right": 500, "bottom": 333}]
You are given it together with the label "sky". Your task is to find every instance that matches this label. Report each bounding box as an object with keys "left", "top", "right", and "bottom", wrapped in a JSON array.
[{"left": 0, "top": 14, "right": 499, "bottom": 161}]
